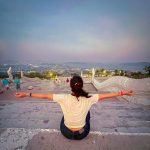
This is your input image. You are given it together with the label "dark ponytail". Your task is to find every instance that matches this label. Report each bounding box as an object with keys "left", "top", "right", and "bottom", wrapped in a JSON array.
[{"left": 70, "top": 75, "right": 91, "bottom": 100}]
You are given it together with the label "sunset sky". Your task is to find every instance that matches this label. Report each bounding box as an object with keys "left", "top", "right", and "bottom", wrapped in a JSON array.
[{"left": 0, "top": 0, "right": 150, "bottom": 63}]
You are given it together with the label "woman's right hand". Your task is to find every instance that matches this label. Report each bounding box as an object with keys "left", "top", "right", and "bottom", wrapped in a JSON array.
[{"left": 15, "top": 92, "right": 29, "bottom": 98}]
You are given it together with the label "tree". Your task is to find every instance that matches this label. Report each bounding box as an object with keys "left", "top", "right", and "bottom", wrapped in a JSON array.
[
  {"left": 43, "top": 71, "right": 58, "bottom": 80},
  {"left": 86, "top": 70, "right": 92, "bottom": 78},
  {"left": 96, "top": 68, "right": 110, "bottom": 77},
  {"left": 25, "top": 72, "right": 44, "bottom": 79},
  {"left": 144, "top": 66, "right": 150, "bottom": 75},
  {"left": 95, "top": 70, "right": 100, "bottom": 77},
  {"left": 131, "top": 71, "right": 143, "bottom": 79},
  {"left": 120, "top": 70, "right": 124, "bottom": 76},
  {"left": 99, "top": 68, "right": 105, "bottom": 76},
  {"left": 114, "top": 69, "right": 119, "bottom": 76}
]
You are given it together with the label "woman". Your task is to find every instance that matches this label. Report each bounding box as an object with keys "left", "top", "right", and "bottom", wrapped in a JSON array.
[{"left": 15, "top": 75, "right": 133, "bottom": 140}]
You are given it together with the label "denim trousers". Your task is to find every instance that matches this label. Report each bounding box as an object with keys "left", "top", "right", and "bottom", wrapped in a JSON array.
[{"left": 60, "top": 112, "right": 90, "bottom": 140}]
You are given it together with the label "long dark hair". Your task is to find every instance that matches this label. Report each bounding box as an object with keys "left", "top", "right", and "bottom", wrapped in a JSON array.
[{"left": 70, "top": 75, "right": 91, "bottom": 100}]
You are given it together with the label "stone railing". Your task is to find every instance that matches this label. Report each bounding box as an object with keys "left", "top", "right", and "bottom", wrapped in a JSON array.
[{"left": 92, "top": 76, "right": 150, "bottom": 105}]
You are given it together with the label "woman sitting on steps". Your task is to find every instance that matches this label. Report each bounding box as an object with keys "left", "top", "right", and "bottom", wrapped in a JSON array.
[{"left": 15, "top": 75, "right": 133, "bottom": 140}]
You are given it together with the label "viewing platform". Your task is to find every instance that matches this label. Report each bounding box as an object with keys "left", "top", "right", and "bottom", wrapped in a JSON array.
[{"left": 0, "top": 77, "right": 150, "bottom": 150}]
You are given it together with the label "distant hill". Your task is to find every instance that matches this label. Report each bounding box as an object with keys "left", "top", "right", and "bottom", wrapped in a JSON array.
[{"left": 63, "top": 62, "right": 150, "bottom": 71}]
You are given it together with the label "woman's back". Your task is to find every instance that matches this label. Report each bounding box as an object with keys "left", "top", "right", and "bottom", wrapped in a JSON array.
[{"left": 53, "top": 94, "right": 98, "bottom": 128}]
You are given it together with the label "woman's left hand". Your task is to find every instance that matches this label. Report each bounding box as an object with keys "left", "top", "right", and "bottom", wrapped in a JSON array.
[{"left": 123, "top": 90, "right": 134, "bottom": 96}]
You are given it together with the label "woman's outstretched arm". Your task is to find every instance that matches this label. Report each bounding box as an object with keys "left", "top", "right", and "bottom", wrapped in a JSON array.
[
  {"left": 15, "top": 92, "right": 53, "bottom": 100},
  {"left": 99, "top": 90, "right": 133, "bottom": 100}
]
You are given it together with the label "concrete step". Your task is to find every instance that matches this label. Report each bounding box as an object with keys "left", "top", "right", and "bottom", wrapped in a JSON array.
[
  {"left": 0, "top": 128, "right": 150, "bottom": 150},
  {"left": 0, "top": 100, "right": 150, "bottom": 133}
]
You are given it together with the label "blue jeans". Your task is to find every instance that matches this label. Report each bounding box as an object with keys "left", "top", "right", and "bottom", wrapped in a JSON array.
[{"left": 60, "top": 112, "right": 90, "bottom": 140}]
